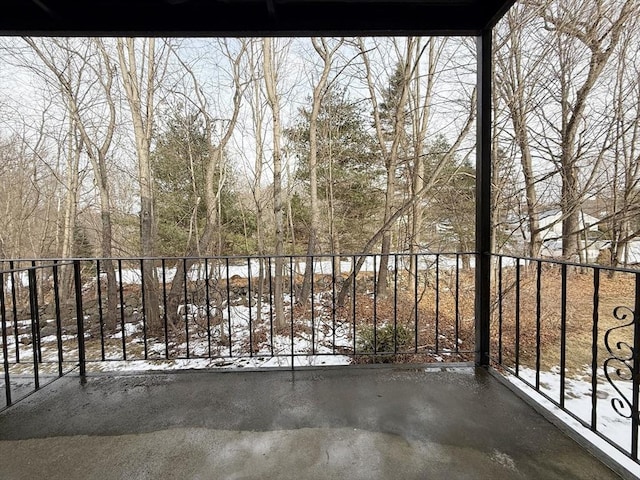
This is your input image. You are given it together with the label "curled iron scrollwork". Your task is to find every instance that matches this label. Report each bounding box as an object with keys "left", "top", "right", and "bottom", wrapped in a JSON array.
[{"left": 603, "top": 306, "right": 637, "bottom": 420}]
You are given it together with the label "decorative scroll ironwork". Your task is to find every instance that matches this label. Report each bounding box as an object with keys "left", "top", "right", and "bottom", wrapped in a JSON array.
[{"left": 604, "top": 306, "right": 638, "bottom": 420}]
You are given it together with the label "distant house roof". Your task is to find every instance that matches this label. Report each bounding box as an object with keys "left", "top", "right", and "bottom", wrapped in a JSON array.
[{"left": 539, "top": 209, "right": 561, "bottom": 220}]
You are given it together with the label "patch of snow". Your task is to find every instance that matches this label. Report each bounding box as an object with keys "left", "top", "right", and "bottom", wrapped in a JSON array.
[
  {"left": 109, "top": 322, "right": 141, "bottom": 339},
  {"left": 101, "top": 254, "right": 476, "bottom": 289},
  {"left": 40, "top": 334, "right": 77, "bottom": 344},
  {"left": 503, "top": 366, "right": 640, "bottom": 478}
]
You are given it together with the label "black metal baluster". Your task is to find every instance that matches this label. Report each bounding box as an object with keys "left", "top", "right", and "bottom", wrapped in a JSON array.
[
  {"left": 414, "top": 253, "right": 418, "bottom": 354},
  {"left": 331, "top": 253, "right": 340, "bottom": 355},
  {"left": 118, "top": 260, "right": 126, "bottom": 361},
  {"left": 352, "top": 255, "right": 357, "bottom": 357},
  {"left": 162, "top": 259, "right": 169, "bottom": 359},
  {"left": 248, "top": 258, "right": 253, "bottom": 357},
  {"left": 373, "top": 255, "right": 377, "bottom": 356},
  {"left": 1, "top": 271, "right": 12, "bottom": 407},
  {"left": 27, "top": 267, "right": 39, "bottom": 389},
  {"left": 73, "top": 261, "right": 86, "bottom": 382},
  {"left": 631, "top": 272, "right": 640, "bottom": 460},
  {"left": 498, "top": 256, "right": 503, "bottom": 365},
  {"left": 535, "top": 260, "right": 542, "bottom": 389},
  {"left": 183, "top": 258, "right": 189, "bottom": 359},
  {"left": 331, "top": 255, "right": 336, "bottom": 354},
  {"left": 31, "top": 261, "right": 42, "bottom": 364},
  {"left": 226, "top": 257, "right": 232, "bottom": 358},
  {"left": 560, "top": 263, "right": 567, "bottom": 408},
  {"left": 140, "top": 259, "right": 148, "bottom": 360},
  {"left": 310, "top": 256, "right": 315, "bottom": 356},
  {"left": 289, "top": 256, "right": 295, "bottom": 369},
  {"left": 205, "top": 258, "right": 212, "bottom": 358},
  {"left": 268, "top": 257, "right": 274, "bottom": 357},
  {"left": 515, "top": 258, "right": 521, "bottom": 376},
  {"left": 96, "top": 260, "right": 105, "bottom": 361},
  {"left": 455, "top": 253, "right": 460, "bottom": 354},
  {"left": 10, "top": 261, "right": 19, "bottom": 363},
  {"left": 52, "top": 261, "right": 63, "bottom": 376},
  {"left": 591, "top": 267, "right": 599, "bottom": 432},
  {"left": 435, "top": 254, "right": 440, "bottom": 353},
  {"left": 394, "top": 254, "right": 398, "bottom": 354}
]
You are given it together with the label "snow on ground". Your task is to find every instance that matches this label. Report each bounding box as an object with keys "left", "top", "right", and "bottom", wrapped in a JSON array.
[
  {"left": 505, "top": 366, "right": 640, "bottom": 478},
  {"left": 626, "top": 241, "right": 640, "bottom": 265},
  {"left": 163, "top": 293, "right": 354, "bottom": 368},
  {"left": 1, "top": 292, "right": 355, "bottom": 372},
  {"left": 99, "top": 254, "right": 473, "bottom": 286},
  {"left": 88, "top": 353, "right": 351, "bottom": 373},
  {"left": 109, "top": 322, "right": 142, "bottom": 339}
]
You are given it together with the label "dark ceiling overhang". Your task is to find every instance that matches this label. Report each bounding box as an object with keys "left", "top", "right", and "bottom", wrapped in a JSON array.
[{"left": 3, "top": 0, "right": 516, "bottom": 36}]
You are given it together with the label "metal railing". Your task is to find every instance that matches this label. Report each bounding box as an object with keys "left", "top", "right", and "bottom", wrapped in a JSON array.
[
  {"left": 1, "top": 253, "right": 474, "bottom": 409},
  {"left": 0, "top": 260, "right": 85, "bottom": 410},
  {"left": 491, "top": 254, "right": 640, "bottom": 468},
  {"left": 2, "top": 252, "right": 639, "bottom": 472}
]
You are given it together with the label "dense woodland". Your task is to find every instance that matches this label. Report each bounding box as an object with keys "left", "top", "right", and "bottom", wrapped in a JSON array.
[{"left": 0, "top": 0, "right": 638, "bottom": 269}]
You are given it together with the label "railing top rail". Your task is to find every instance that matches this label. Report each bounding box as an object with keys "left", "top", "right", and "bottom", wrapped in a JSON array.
[
  {"left": 0, "top": 260, "right": 76, "bottom": 275},
  {"left": 2, "top": 253, "right": 636, "bottom": 275},
  {"left": 0, "top": 251, "right": 476, "bottom": 263},
  {"left": 492, "top": 252, "right": 640, "bottom": 275}
]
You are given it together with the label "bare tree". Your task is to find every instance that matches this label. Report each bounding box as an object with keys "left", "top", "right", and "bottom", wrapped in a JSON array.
[
  {"left": 0, "top": 132, "right": 58, "bottom": 259},
  {"left": 336, "top": 87, "right": 476, "bottom": 306},
  {"left": 406, "top": 38, "right": 447, "bottom": 276},
  {"left": 23, "top": 37, "right": 119, "bottom": 328},
  {"left": 1, "top": 40, "right": 83, "bottom": 276},
  {"left": 606, "top": 16, "right": 640, "bottom": 268},
  {"left": 164, "top": 39, "right": 247, "bottom": 327},
  {"left": 263, "top": 37, "right": 286, "bottom": 327},
  {"left": 117, "top": 38, "right": 164, "bottom": 334},
  {"left": 494, "top": 5, "right": 549, "bottom": 258},
  {"left": 531, "top": 0, "right": 638, "bottom": 259},
  {"left": 299, "top": 37, "right": 344, "bottom": 305},
  {"left": 244, "top": 38, "right": 270, "bottom": 322},
  {"left": 358, "top": 38, "right": 414, "bottom": 296}
]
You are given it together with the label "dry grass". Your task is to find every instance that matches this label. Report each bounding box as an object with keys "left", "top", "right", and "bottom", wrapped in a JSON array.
[{"left": 491, "top": 265, "right": 637, "bottom": 375}]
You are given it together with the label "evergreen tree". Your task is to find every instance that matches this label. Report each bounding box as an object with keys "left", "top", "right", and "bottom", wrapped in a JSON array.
[
  {"left": 379, "top": 62, "right": 411, "bottom": 142},
  {"left": 152, "top": 110, "right": 209, "bottom": 256},
  {"left": 287, "top": 88, "right": 384, "bottom": 252},
  {"left": 424, "top": 135, "right": 476, "bottom": 255},
  {"left": 152, "top": 109, "right": 248, "bottom": 256}
]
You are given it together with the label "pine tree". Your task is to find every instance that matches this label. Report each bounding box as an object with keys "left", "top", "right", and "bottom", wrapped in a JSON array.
[{"left": 287, "top": 88, "right": 384, "bottom": 253}]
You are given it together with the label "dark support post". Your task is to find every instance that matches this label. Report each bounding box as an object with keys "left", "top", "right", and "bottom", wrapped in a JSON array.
[
  {"left": 28, "top": 267, "right": 40, "bottom": 389},
  {"left": 475, "top": 29, "right": 492, "bottom": 367},
  {"left": 0, "top": 271, "right": 12, "bottom": 407},
  {"left": 74, "top": 260, "right": 86, "bottom": 383},
  {"left": 632, "top": 272, "right": 640, "bottom": 459}
]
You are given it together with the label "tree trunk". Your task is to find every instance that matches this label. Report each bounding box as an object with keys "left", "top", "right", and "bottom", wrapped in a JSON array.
[
  {"left": 117, "top": 37, "right": 161, "bottom": 334},
  {"left": 536, "top": 0, "right": 636, "bottom": 259},
  {"left": 300, "top": 38, "right": 341, "bottom": 305},
  {"left": 60, "top": 117, "right": 80, "bottom": 297},
  {"left": 163, "top": 39, "right": 247, "bottom": 326},
  {"left": 263, "top": 38, "right": 285, "bottom": 328},
  {"left": 21, "top": 37, "right": 119, "bottom": 320},
  {"left": 336, "top": 94, "right": 475, "bottom": 307},
  {"left": 377, "top": 39, "right": 413, "bottom": 297},
  {"left": 408, "top": 38, "right": 441, "bottom": 277}
]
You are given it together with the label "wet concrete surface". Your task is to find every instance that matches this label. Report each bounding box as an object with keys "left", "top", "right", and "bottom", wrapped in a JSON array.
[{"left": 0, "top": 366, "right": 621, "bottom": 479}]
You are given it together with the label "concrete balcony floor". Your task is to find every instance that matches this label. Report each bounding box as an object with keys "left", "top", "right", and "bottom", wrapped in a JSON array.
[{"left": 0, "top": 365, "right": 620, "bottom": 480}]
